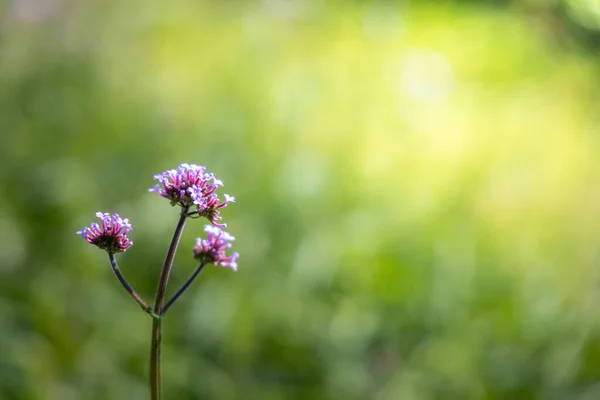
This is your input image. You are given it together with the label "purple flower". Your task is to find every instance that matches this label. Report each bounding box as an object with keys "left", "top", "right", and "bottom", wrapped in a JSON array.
[
  {"left": 149, "top": 163, "right": 234, "bottom": 227},
  {"left": 76, "top": 212, "right": 133, "bottom": 254},
  {"left": 193, "top": 225, "right": 239, "bottom": 271}
]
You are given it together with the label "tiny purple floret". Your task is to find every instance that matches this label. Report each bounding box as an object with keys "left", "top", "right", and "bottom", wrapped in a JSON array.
[
  {"left": 149, "top": 163, "right": 234, "bottom": 227},
  {"left": 193, "top": 225, "right": 239, "bottom": 271},
  {"left": 76, "top": 212, "right": 133, "bottom": 254}
]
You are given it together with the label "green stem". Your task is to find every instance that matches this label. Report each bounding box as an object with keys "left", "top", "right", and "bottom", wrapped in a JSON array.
[
  {"left": 150, "top": 318, "right": 162, "bottom": 400},
  {"left": 150, "top": 207, "right": 188, "bottom": 400},
  {"left": 108, "top": 253, "right": 155, "bottom": 317},
  {"left": 161, "top": 262, "right": 206, "bottom": 316}
]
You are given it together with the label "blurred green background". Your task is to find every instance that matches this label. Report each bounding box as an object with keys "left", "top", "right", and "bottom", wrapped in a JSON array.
[{"left": 1, "top": 0, "right": 600, "bottom": 399}]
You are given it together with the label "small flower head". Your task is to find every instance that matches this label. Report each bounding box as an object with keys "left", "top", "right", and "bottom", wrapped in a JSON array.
[
  {"left": 193, "top": 225, "right": 239, "bottom": 271},
  {"left": 149, "top": 163, "right": 233, "bottom": 227},
  {"left": 76, "top": 212, "right": 133, "bottom": 254}
]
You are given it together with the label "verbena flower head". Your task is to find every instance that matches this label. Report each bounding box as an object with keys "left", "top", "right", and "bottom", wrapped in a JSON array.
[
  {"left": 193, "top": 225, "right": 239, "bottom": 271},
  {"left": 149, "top": 163, "right": 234, "bottom": 227},
  {"left": 76, "top": 212, "right": 133, "bottom": 254}
]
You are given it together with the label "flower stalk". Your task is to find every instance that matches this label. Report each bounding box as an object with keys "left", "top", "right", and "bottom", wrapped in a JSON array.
[
  {"left": 161, "top": 261, "right": 206, "bottom": 316},
  {"left": 149, "top": 207, "right": 188, "bottom": 400},
  {"left": 108, "top": 253, "right": 156, "bottom": 317}
]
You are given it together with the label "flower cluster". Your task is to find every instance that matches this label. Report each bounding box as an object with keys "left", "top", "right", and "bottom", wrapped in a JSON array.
[
  {"left": 76, "top": 212, "right": 133, "bottom": 254},
  {"left": 77, "top": 163, "right": 239, "bottom": 270},
  {"left": 149, "top": 163, "right": 234, "bottom": 227},
  {"left": 193, "top": 225, "right": 239, "bottom": 271}
]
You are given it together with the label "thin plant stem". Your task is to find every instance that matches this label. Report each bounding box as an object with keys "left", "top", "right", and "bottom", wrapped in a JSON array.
[
  {"left": 150, "top": 207, "right": 189, "bottom": 400},
  {"left": 150, "top": 318, "right": 162, "bottom": 400},
  {"left": 185, "top": 210, "right": 201, "bottom": 219},
  {"left": 154, "top": 207, "right": 189, "bottom": 311},
  {"left": 161, "top": 261, "right": 206, "bottom": 316},
  {"left": 108, "top": 253, "right": 155, "bottom": 317}
]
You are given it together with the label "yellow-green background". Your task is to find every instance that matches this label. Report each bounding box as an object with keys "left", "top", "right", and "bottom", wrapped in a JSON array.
[{"left": 1, "top": 1, "right": 599, "bottom": 399}]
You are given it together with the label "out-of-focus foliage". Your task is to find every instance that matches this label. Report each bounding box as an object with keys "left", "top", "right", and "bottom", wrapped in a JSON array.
[{"left": 1, "top": 1, "right": 599, "bottom": 399}]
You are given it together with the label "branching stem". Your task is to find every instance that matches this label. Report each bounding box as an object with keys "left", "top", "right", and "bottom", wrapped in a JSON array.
[{"left": 149, "top": 207, "right": 189, "bottom": 400}]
